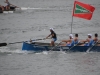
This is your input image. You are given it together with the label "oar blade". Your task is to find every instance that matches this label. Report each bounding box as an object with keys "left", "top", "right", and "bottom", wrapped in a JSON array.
[{"left": 0, "top": 43, "right": 7, "bottom": 47}]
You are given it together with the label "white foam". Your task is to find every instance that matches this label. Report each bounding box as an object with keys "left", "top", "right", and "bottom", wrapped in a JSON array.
[
  {"left": 20, "top": 7, "right": 47, "bottom": 10},
  {"left": 20, "top": 7, "right": 28, "bottom": 10},
  {"left": 42, "top": 51, "right": 48, "bottom": 55},
  {"left": 0, "top": 47, "right": 29, "bottom": 54}
]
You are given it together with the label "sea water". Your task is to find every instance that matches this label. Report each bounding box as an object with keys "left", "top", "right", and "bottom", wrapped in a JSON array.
[{"left": 0, "top": 0, "right": 100, "bottom": 75}]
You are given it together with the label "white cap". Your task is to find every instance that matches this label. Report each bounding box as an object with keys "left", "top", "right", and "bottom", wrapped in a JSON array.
[
  {"left": 50, "top": 28, "right": 54, "bottom": 31},
  {"left": 69, "top": 34, "right": 73, "bottom": 38},
  {"left": 88, "top": 34, "right": 92, "bottom": 37}
]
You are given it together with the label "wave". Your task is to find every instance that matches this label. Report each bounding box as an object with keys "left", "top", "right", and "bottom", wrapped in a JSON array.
[
  {"left": 0, "top": 47, "right": 31, "bottom": 54},
  {"left": 0, "top": 46, "right": 50, "bottom": 55}
]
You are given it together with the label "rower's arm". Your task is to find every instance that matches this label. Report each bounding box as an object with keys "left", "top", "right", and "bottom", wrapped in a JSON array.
[
  {"left": 62, "top": 39, "right": 71, "bottom": 43},
  {"left": 46, "top": 34, "right": 51, "bottom": 39},
  {"left": 80, "top": 39, "right": 88, "bottom": 43},
  {"left": 10, "top": 4, "right": 18, "bottom": 7}
]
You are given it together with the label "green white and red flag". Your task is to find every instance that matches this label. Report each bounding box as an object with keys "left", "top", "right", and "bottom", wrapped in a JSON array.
[{"left": 72, "top": 1, "right": 95, "bottom": 20}]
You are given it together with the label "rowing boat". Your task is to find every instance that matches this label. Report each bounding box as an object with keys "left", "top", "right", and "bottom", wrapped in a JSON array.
[
  {"left": 22, "top": 42, "right": 100, "bottom": 52},
  {"left": 1, "top": 6, "right": 21, "bottom": 14}
]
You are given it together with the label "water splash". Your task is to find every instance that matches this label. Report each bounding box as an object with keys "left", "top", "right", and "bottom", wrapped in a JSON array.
[{"left": 0, "top": 47, "right": 34, "bottom": 54}]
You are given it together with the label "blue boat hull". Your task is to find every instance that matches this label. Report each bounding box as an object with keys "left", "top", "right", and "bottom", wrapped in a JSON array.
[{"left": 22, "top": 42, "right": 100, "bottom": 52}]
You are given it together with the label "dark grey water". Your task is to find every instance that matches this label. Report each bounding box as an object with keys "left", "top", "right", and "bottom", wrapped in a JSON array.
[
  {"left": 0, "top": 0, "right": 100, "bottom": 75},
  {"left": 0, "top": 51, "right": 100, "bottom": 75}
]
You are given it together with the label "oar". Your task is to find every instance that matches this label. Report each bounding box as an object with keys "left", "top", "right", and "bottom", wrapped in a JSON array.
[
  {"left": 9, "top": 3, "right": 19, "bottom": 8},
  {"left": 67, "top": 41, "right": 80, "bottom": 52},
  {"left": 51, "top": 42, "right": 62, "bottom": 51},
  {"left": 86, "top": 41, "right": 99, "bottom": 53},
  {"left": 0, "top": 39, "right": 43, "bottom": 47}
]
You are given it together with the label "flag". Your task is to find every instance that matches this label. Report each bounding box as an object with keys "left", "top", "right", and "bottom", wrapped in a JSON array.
[{"left": 72, "top": 1, "right": 95, "bottom": 20}]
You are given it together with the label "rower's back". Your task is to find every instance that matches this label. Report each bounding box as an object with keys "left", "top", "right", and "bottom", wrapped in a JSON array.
[
  {"left": 93, "top": 33, "right": 98, "bottom": 42},
  {"left": 74, "top": 34, "right": 79, "bottom": 45}
]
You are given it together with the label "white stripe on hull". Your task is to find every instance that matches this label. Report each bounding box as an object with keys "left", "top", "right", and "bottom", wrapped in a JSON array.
[{"left": 3, "top": 11, "right": 14, "bottom": 14}]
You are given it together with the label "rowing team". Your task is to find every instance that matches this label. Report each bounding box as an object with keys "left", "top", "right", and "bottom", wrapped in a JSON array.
[
  {"left": 0, "top": 0, "right": 17, "bottom": 13},
  {"left": 44, "top": 28, "right": 100, "bottom": 46},
  {"left": 61, "top": 33, "right": 100, "bottom": 46}
]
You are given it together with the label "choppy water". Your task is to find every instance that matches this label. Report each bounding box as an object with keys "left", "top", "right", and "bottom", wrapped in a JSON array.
[
  {"left": 0, "top": 0, "right": 100, "bottom": 75},
  {"left": 0, "top": 50, "right": 100, "bottom": 75}
]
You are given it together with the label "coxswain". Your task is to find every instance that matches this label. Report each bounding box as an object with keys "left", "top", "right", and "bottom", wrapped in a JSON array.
[{"left": 46, "top": 28, "right": 57, "bottom": 46}]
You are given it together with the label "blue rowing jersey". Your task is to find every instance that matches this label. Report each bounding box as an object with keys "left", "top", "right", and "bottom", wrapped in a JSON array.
[
  {"left": 84, "top": 39, "right": 94, "bottom": 46},
  {"left": 67, "top": 40, "right": 75, "bottom": 46},
  {"left": 74, "top": 40, "right": 79, "bottom": 45}
]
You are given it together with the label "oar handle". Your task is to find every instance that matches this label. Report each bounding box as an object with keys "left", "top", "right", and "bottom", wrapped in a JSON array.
[
  {"left": 30, "top": 39, "right": 44, "bottom": 42},
  {"left": 12, "top": 39, "right": 44, "bottom": 43},
  {"left": 9, "top": 41, "right": 23, "bottom": 44}
]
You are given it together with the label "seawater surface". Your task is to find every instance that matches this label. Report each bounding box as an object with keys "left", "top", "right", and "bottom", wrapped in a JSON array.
[
  {"left": 0, "top": 50, "right": 100, "bottom": 75},
  {"left": 0, "top": 0, "right": 100, "bottom": 75}
]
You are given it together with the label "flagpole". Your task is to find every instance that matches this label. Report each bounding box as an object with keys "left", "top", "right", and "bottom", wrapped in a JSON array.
[
  {"left": 71, "top": 16, "right": 74, "bottom": 34},
  {"left": 71, "top": 0, "right": 75, "bottom": 34}
]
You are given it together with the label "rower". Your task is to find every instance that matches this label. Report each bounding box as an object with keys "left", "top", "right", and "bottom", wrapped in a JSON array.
[
  {"left": 4, "top": 0, "right": 17, "bottom": 11},
  {"left": 74, "top": 34, "right": 79, "bottom": 45},
  {"left": 93, "top": 33, "right": 98, "bottom": 42},
  {"left": 4, "top": 0, "right": 10, "bottom": 10},
  {"left": 82, "top": 34, "right": 94, "bottom": 46},
  {"left": 93, "top": 33, "right": 100, "bottom": 46},
  {"left": 0, "top": 5, "right": 4, "bottom": 13},
  {"left": 61, "top": 34, "right": 74, "bottom": 46},
  {"left": 46, "top": 28, "right": 57, "bottom": 46}
]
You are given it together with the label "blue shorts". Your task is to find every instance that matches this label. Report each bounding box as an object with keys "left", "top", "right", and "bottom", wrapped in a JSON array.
[{"left": 52, "top": 38, "right": 57, "bottom": 42}]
